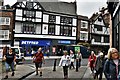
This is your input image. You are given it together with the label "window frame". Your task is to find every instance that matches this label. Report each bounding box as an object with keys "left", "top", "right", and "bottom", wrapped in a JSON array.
[
  {"left": 0, "top": 30, "right": 9, "bottom": 40},
  {"left": 0, "top": 17, "right": 10, "bottom": 25},
  {"left": 81, "top": 20, "right": 88, "bottom": 29}
]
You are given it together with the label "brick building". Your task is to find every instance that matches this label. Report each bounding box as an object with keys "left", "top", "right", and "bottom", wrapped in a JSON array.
[{"left": 0, "top": 5, "right": 14, "bottom": 50}]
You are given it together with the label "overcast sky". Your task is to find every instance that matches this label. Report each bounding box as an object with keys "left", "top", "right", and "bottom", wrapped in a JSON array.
[{"left": 4, "top": 0, "right": 107, "bottom": 18}]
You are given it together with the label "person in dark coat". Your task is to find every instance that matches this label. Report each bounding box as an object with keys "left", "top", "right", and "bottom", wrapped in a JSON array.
[
  {"left": 94, "top": 52, "right": 105, "bottom": 80},
  {"left": 104, "top": 48, "right": 120, "bottom": 80}
]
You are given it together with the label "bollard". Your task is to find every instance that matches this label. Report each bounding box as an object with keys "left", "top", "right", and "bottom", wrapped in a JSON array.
[
  {"left": 53, "top": 59, "right": 57, "bottom": 71},
  {"left": 76, "top": 59, "right": 78, "bottom": 72}
]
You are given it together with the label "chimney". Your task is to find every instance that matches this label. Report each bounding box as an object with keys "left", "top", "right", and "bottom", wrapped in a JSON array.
[{"left": 0, "top": 0, "right": 4, "bottom": 6}]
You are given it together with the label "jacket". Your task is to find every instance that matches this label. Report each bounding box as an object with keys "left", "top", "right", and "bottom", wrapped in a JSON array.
[
  {"left": 59, "top": 55, "right": 70, "bottom": 66},
  {"left": 95, "top": 55, "right": 105, "bottom": 71},
  {"left": 103, "top": 59, "right": 120, "bottom": 80}
]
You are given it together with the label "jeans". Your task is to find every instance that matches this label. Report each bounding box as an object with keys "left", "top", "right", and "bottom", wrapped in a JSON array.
[
  {"left": 5, "top": 62, "right": 15, "bottom": 72},
  {"left": 63, "top": 66, "right": 68, "bottom": 77}
]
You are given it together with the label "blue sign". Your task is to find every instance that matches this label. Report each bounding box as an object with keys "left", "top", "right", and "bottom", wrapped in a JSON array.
[
  {"left": 58, "top": 40, "right": 71, "bottom": 44},
  {"left": 20, "top": 40, "right": 51, "bottom": 46}
]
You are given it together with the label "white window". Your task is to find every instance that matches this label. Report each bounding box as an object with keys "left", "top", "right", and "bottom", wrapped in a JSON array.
[
  {"left": 56, "top": 16, "right": 60, "bottom": 24},
  {"left": 16, "top": 9, "right": 22, "bottom": 16},
  {"left": 36, "top": 11, "right": 42, "bottom": 18},
  {"left": 0, "top": 17, "right": 10, "bottom": 25},
  {"left": 73, "top": 18, "right": 77, "bottom": 26},
  {"left": 81, "top": 20, "right": 88, "bottom": 29},
  {"left": 80, "top": 31, "right": 88, "bottom": 41},
  {"left": 0, "top": 30, "right": 9, "bottom": 40},
  {"left": 43, "top": 14, "right": 49, "bottom": 23}
]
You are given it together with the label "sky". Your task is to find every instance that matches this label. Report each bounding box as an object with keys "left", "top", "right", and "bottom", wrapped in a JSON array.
[{"left": 4, "top": 0, "right": 107, "bottom": 18}]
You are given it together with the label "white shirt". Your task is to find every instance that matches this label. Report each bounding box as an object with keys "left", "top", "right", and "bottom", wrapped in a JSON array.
[{"left": 59, "top": 55, "right": 70, "bottom": 66}]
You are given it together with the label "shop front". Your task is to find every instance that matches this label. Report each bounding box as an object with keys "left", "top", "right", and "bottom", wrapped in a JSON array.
[
  {"left": 51, "top": 40, "right": 76, "bottom": 56},
  {"left": 20, "top": 40, "right": 51, "bottom": 56}
]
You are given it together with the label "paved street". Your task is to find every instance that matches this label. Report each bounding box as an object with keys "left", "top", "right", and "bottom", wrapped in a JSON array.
[
  {"left": 25, "top": 66, "right": 87, "bottom": 80},
  {"left": 0, "top": 57, "right": 105, "bottom": 80},
  {"left": 1, "top": 64, "right": 90, "bottom": 80}
]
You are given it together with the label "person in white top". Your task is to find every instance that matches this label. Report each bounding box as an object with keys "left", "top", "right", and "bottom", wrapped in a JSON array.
[
  {"left": 59, "top": 50, "right": 70, "bottom": 79},
  {"left": 69, "top": 50, "right": 75, "bottom": 69},
  {"left": 76, "top": 51, "right": 82, "bottom": 68}
]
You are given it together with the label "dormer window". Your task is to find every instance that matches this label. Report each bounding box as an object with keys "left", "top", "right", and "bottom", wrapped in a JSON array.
[
  {"left": 98, "top": 17, "right": 102, "bottom": 22},
  {"left": 26, "top": 2, "right": 33, "bottom": 9}
]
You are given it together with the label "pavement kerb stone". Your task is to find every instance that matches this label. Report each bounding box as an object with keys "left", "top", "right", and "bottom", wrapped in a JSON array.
[{"left": 18, "top": 71, "right": 35, "bottom": 80}]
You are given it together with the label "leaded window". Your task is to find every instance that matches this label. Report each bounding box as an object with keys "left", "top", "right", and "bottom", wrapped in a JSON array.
[
  {"left": 49, "top": 15, "right": 56, "bottom": 23},
  {"left": 60, "top": 16, "right": 72, "bottom": 25},
  {"left": 49, "top": 24, "right": 55, "bottom": 34},
  {"left": 22, "top": 23, "right": 35, "bottom": 34},
  {"left": 24, "top": 10, "right": 35, "bottom": 18},
  {"left": 60, "top": 26, "right": 71, "bottom": 36}
]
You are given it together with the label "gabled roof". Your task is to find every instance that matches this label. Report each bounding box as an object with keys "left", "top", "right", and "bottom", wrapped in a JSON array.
[
  {"left": 12, "top": 0, "right": 77, "bottom": 15},
  {"left": 89, "top": 12, "right": 100, "bottom": 22},
  {"left": 89, "top": 7, "right": 110, "bottom": 27},
  {"left": 89, "top": 12, "right": 109, "bottom": 27},
  {"left": 39, "top": 2, "right": 77, "bottom": 15}
]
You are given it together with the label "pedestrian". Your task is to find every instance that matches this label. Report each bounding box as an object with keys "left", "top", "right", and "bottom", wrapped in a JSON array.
[
  {"left": 57, "top": 49, "right": 63, "bottom": 56},
  {"left": 94, "top": 52, "right": 105, "bottom": 80},
  {"left": 88, "top": 51, "right": 96, "bottom": 73},
  {"left": 3, "top": 48, "right": 16, "bottom": 79},
  {"left": 46, "top": 49, "right": 50, "bottom": 57},
  {"left": 69, "top": 50, "right": 75, "bottom": 69},
  {"left": 2, "top": 46, "right": 8, "bottom": 57},
  {"left": 31, "top": 48, "right": 35, "bottom": 58},
  {"left": 104, "top": 48, "right": 120, "bottom": 80},
  {"left": 33, "top": 47, "right": 45, "bottom": 76},
  {"left": 76, "top": 51, "right": 82, "bottom": 68},
  {"left": 59, "top": 50, "right": 70, "bottom": 79}
]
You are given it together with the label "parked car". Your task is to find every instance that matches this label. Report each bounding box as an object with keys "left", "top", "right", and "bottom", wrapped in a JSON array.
[{"left": 11, "top": 47, "right": 24, "bottom": 64}]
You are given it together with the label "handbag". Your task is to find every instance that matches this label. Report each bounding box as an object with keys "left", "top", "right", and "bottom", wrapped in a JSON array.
[
  {"left": 2, "top": 56, "right": 6, "bottom": 62},
  {"left": 33, "top": 57, "right": 36, "bottom": 63},
  {"left": 71, "top": 59, "right": 74, "bottom": 62},
  {"left": 33, "top": 52, "right": 40, "bottom": 63}
]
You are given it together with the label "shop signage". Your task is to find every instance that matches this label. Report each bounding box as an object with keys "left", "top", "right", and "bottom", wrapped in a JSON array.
[
  {"left": 58, "top": 40, "right": 71, "bottom": 44},
  {"left": 20, "top": 40, "right": 51, "bottom": 46}
]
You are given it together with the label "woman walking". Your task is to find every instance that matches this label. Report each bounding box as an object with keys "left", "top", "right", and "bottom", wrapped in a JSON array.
[
  {"left": 3, "top": 48, "right": 16, "bottom": 79},
  {"left": 94, "top": 52, "right": 105, "bottom": 80},
  {"left": 69, "top": 50, "right": 75, "bottom": 69},
  {"left": 88, "top": 51, "right": 96, "bottom": 73},
  {"left": 104, "top": 48, "right": 120, "bottom": 80},
  {"left": 76, "top": 51, "right": 82, "bottom": 68},
  {"left": 59, "top": 50, "right": 70, "bottom": 79},
  {"left": 33, "top": 47, "right": 45, "bottom": 76}
]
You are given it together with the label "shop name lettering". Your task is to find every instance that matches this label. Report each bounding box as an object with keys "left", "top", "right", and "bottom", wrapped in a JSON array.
[
  {"left": 58, "top": 41, "right": 70, "bottom": 44},
  {"left": 21, "top": 41, "right": 39, "bottom": 45}
]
